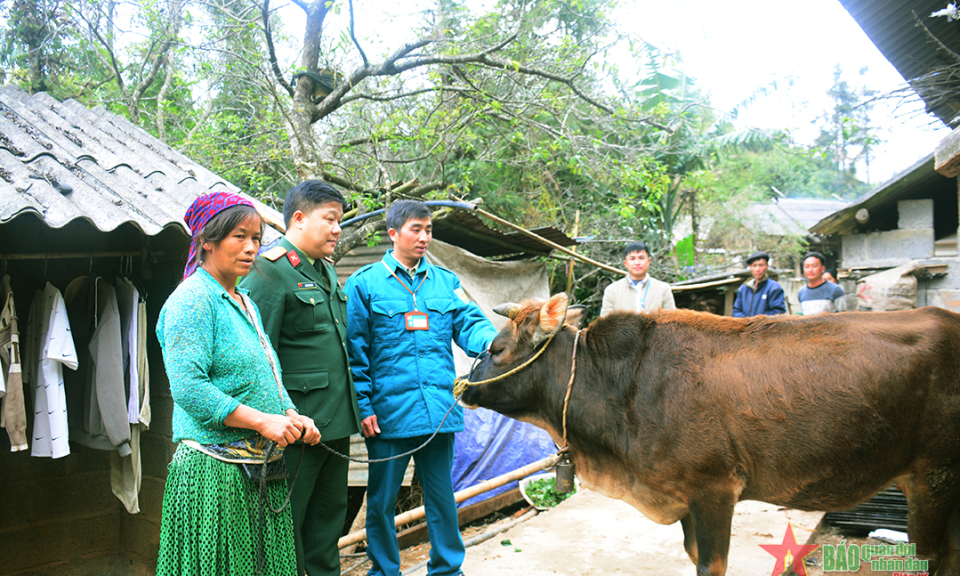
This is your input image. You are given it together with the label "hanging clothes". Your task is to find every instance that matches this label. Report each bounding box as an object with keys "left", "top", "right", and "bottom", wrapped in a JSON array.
[
  {"left": 114, "top": 276, "right": 140, "bottom": 424},
  {"left": 136, "top": 298, "right": 150, "bottom": 427},
  {"left": 24, "top": 283, "right": 78, "bottom": 458},
  {"left": 64, "top": 276, "right": 131, "bottom": 456},
  {"left": 109, "top": 422, "right": 142, "bottom": 514},
  {"left": 0, "top": 275, "right": 28, "bottom": 452},
  {"left": 110, "top": 276, "right": 151, "bottom": 514}
]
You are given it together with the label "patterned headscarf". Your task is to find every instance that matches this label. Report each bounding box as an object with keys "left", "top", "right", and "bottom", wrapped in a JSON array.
[{"left": 182, "top": 192, "right": 255, "bottom": 279}]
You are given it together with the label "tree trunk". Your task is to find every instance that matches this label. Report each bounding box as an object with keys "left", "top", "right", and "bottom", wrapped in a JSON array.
[
  {"left": 287, "top": 0, "right": 332, "bottom": 180},
  {"left": 27, "top": 38, "right": 43, "bottom": 93},
  {"left": 156, "top": 55, "right": 175, "bottom": 141}
]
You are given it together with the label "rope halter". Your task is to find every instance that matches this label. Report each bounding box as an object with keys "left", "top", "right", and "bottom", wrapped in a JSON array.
[{"left": 452, "top": 330, "right": 561, "bottom": 398}]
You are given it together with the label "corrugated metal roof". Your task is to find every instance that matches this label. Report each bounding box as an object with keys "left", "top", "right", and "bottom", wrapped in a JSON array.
[
  {"left": 0, "top": 86, "right": 281, "bottom": 240},
  {"left": 838, "top": 0, "right": 960, "bottom": 125},
  {"left": 432, "top": 210, "right": 577, "bottom": 258}
]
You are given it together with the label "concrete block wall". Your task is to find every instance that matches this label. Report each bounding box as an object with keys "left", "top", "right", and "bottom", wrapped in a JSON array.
[
  {"left": 915, "top": 261, "right": 960, "bottom": 311},
  {"left": 898, "top": 199, "right": 934, "bottom": 229},
  {"left": 841, "top": 200, "right": 935, "bottom": 268}
]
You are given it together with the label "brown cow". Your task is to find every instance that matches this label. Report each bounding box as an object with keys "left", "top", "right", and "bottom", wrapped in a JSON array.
[{"left": 459, "top": 293, "right": 960, "bottom": 576}]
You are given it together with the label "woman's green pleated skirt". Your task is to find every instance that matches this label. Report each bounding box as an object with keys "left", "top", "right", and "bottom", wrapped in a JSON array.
[{"left": 156, "top": 445, "right": 298, "bottom": 576}]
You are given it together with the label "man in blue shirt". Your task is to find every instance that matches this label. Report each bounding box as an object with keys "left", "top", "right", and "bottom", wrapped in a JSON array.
[
  {"left": 345, "top": 200, "right": 497, "bottom": 576},
  {"left": 732, "top": 251, "right": 786, "bottom": 317}
]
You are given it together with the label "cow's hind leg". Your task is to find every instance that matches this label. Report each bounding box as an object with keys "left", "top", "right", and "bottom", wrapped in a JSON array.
[
  {"left": 688, "top": 493, "right": 736, "bottom": 576},
  {"left": 901, "top": 468, "right": 960, "bottom": 576}
]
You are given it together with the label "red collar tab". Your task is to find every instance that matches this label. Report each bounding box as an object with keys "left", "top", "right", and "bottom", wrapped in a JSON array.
[{"left": 286, "top": 250, "right": 302, "bottom": 267}]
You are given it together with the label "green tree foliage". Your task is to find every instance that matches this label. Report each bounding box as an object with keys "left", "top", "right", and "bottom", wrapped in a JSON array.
[
  {"left": 814, "top": 64, "right": 881, "bottom": 188},
  {"left": 713, "top": 147, "right": 870, "bottom": 202},
  {"left": 0, "top": 0, "right": 66, "bottom": 93},
  {"left": 0, "top": 0, "right": 113, "bottom": 99}
]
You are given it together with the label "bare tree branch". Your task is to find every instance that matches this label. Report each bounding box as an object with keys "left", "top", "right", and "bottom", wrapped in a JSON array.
[
  {"left": 262, "top": 0, "right": 295, "bottom": 96},
  {"left": 913, "top": 10, "right": 960, "bottom": 64},
  {"left": 339, "top": 85, "right": 471, "bottom": 105},
  {"left": 348, "top": 0, "right": 368, "bottom": 66},
  {"left": 76, "top": 8, "right": 125, "bottom": 91}
]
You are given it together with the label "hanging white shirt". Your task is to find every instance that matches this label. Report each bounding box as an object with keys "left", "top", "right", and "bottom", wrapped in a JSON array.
[
  {"left": 30, "top": 283, "right": 78, "bottom": 459},
  {"left": 114, "top": 277, "right": 140, "bottom": 424}
]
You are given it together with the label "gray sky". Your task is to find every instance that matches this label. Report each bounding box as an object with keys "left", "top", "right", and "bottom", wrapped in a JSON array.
[{"left": 626, "top": 0, "right": 952, "bottom": 185}]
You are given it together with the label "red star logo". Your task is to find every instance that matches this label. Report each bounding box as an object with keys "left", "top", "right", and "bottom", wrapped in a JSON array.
[{"left": 760, "top": 523, "right": 820, "bottom": 576}]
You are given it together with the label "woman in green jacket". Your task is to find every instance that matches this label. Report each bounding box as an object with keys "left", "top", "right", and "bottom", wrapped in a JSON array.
[{"left": 156, "top": 192, "right": 320, "bottom": 576}]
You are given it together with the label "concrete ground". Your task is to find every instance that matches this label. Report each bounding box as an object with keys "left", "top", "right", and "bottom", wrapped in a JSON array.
[{"left": 407, "top": 488, "right": 825, "bottom": 576}]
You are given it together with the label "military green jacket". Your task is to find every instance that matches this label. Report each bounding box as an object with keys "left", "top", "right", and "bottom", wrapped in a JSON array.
[{"left": 239, "top": 237, "right": 361, "bottom": 441}]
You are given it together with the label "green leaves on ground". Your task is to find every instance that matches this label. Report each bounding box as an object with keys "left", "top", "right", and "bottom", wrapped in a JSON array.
[{"left": 525, "top": 476, "right": 577, "bottom": 509}]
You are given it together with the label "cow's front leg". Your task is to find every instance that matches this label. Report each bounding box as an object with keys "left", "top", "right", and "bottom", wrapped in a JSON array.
[
  {"left": 680, "top": 513, "right": 698, "bottom": 565},
  {"left": 688, "top": 493, "right": 736, "bottom": 576}
]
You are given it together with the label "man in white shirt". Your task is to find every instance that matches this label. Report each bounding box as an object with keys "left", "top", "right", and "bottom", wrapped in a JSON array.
[
  {"left": 600, "top": 242, "right": 676, "bottom": 316},
  {"left": 798, "top": 251, "right": 846, "bottom": 315}
]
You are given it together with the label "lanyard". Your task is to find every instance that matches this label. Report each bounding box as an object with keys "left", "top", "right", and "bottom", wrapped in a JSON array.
[
  {"left": 632, "top": 279, "right": 650, "bottom": 311},
  {"left": 382, "top": 260, "right": 429, "bottom": 311}
]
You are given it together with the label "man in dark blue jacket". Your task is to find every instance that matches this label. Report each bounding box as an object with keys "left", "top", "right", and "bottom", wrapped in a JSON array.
[{"left": 732, "top": 251, "right": 786, "bottom": 317}]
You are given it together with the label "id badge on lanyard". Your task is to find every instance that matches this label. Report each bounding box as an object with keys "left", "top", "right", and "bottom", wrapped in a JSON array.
[
  {"left": 383, "top": 260, "right": 431, "bottom": 331},
  {"left": 405, "top": 311, "right": 429, "bottom": 330}
]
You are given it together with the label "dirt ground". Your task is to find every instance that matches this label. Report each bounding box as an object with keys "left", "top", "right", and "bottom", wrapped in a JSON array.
[{"left": 345, "top": 488, "right": 920, "bottom": 576}]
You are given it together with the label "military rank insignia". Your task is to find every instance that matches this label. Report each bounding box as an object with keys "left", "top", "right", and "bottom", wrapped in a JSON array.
[{"left": 262, "top": 245, "right": 287, "bottom": 261}]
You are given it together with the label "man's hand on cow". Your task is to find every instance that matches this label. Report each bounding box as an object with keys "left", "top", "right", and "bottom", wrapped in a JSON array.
[{"left": 361, "top": 415, "right": 381, "bottom": 438}]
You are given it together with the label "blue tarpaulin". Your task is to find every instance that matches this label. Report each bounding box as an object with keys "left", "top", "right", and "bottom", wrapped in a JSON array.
[{"left": 452, "top": 407, "right": 556, "bottom": 508}]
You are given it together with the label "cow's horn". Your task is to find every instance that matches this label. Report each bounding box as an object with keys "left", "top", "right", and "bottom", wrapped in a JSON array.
[{"left": 493, "top": 302, "right": 521, "bottom": 319}]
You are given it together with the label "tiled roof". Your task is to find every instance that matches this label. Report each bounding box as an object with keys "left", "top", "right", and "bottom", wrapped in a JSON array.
[
  {"left": 0, "top": 86, "right": 280, "bottom": 239},
  {"left": 746, "top": 197, "right": 849, "bottom": 237}
]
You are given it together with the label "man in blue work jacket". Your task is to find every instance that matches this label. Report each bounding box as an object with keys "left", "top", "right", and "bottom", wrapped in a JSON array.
[
  {"left": 732, "top": 250, "right": 787, "bottom": 317},
  {"left": 345, "top": 199, "right": 497, "bottom": 576}
]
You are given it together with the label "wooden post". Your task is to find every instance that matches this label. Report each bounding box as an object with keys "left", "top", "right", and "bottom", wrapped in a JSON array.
[
  {"left": 566, "top": 211, "right": 580, "bottom": 295},
  {"left": 723, "top": 286, "right": 736, "bottom": 317}
]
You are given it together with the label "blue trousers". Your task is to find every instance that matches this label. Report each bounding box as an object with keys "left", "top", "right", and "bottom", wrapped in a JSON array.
[{"left": 365, "top": 433, "right": 463, "bottom": 576}]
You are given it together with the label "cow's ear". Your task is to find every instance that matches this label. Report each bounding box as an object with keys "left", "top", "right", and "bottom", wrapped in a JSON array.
[
  {"left": 533, "top": 293, "right": 568, "bottom": 346},
  {"left": 565, "top": 305, "right": 587, "bottom": 329},
  {"left": 493, "top": 302, "right": 521, "bottom": 319}
]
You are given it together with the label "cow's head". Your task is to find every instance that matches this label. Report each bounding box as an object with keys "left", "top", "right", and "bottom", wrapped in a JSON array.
[{"left": 460, "top": 293, "right": 586, "bottom": 424}]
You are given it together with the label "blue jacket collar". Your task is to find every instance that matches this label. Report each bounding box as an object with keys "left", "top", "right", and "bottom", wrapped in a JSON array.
[
  {"left": 745, "top": 274, "right": 768, "bottom": 292},
  {"left": 382, "top": 250, "right": 428, "bottom": 278}
]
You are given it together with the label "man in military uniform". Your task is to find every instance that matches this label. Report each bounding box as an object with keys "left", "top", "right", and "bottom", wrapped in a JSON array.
[{"left": 240, "top": 180, "right": 361, "bottom": 576}]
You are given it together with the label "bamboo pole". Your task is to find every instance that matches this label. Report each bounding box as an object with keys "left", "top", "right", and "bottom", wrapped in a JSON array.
[
  {"left": 337, "top": 454, "right": 560, "bottom": 549},
  {"left": 469, "top": 206, "right": 626, "bottom": 277}
]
